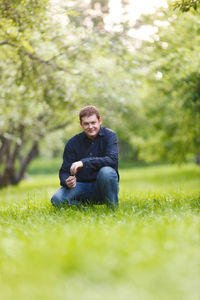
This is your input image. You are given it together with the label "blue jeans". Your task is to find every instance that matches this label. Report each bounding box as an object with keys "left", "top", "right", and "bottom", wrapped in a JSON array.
[{"left": 51, "top": 167, "right": 119, "bottom": 208}]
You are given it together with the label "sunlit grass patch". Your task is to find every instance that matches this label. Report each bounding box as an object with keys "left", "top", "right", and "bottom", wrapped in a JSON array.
[{"left": 0, "top": 162, "right": 199, "bottom": 300}]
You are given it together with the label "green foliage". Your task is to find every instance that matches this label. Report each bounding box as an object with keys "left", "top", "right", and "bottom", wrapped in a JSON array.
[
  {"left": 130, "top": 9, "right": 200, "bottom": 163},
  {"left": 170, "top": 0, "right": 200, "bottom": 12},
  {"left": 0, "top": 162, "right": 200, "bottom": 300}
]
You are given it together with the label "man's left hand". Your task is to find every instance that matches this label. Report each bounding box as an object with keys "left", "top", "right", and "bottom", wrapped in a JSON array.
[{"left": 70, "top": 161, "right": 83, "bottom": 175}]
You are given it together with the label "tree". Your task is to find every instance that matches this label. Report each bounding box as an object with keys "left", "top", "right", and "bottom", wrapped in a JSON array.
[
  {"left": 0, "top": 0, "right": 76, "bottom": 187},
  {"left": 129, "top": 8, "right": 200, "bottom": 163},
  {"left": 0, "top": 0, "right": 136, "bottom": 187}
]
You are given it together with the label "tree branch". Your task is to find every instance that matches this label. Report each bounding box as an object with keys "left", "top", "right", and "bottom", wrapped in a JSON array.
[
  {"left": 0, "top": 40, "right": 11, "bottom": 46},
  {"left": 0, "top": 40, "right": 80, "bottom": 75},
  {"left": 48, "top": 121, "right": 71, "bottom": 133}
]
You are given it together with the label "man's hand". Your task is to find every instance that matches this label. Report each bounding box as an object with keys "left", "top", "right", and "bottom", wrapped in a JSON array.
[
  {"left": 70, "top": 161, "right": 83, "bottom": 176},
  {"left": 65, "top": 176, "right": 76, "bottom": 189}
]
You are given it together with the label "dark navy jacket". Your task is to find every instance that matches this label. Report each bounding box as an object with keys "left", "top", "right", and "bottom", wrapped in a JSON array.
[{"left": 59, "top": 126, "right": 119, "bottom": 187}]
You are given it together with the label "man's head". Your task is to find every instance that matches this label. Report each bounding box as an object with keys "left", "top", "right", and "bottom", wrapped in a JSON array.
[{"left": 79, "top": 106, "right": 102, "bottom": 139}]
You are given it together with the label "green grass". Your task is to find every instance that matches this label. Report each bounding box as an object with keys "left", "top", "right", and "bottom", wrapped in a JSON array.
[{"left": 0, "top": 160, "right": 200, "bottom": 300}]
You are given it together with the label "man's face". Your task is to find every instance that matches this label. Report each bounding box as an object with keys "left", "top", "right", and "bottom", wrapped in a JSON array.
[{"left": 80, "top": 114, "right": 102, "bottom": 139}]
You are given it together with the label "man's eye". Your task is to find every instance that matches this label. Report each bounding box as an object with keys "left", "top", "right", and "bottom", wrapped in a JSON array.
[{"left": 91, "top": 122, "right": 96, "bottom": 125}]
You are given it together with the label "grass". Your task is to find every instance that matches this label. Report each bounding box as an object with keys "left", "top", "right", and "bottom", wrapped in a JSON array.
[{"left": 0, "top": 159, "right": 200, "bottom": 300}]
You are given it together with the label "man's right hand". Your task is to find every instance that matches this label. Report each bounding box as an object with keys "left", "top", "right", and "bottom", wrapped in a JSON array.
[{"left": 65, "top": 176, "right": 76, "bottom": 189}]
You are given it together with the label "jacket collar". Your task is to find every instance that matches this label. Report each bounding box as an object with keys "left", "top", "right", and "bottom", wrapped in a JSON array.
[{"left": 98, "top": 126, "right": 104, "bottom": 136}]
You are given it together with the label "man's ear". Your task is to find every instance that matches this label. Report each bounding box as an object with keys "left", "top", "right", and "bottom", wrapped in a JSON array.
[{"left": 99, "top": 117, "right": 102, "bottom": 125}]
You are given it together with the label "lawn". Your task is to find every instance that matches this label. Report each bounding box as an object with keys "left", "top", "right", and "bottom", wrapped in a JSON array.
[{"left": 0, "top": 159, "right": 200, "bottom": 300}]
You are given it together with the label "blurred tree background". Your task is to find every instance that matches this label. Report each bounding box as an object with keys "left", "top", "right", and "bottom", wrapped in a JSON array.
[{"left": 0, "top": 0, "right": 200, "bottom": 188}]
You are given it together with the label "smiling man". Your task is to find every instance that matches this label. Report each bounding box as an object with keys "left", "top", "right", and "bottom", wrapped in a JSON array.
[{"left": 51, "top": 106, "right": 119, "bottom": 208}]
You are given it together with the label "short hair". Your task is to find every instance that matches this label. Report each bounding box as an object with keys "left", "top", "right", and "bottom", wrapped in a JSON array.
[{"left": 79, "top": 106, "right": 100, "bottom": 122}]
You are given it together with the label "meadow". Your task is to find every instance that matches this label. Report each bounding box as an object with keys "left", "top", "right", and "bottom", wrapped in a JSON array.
[{"left": 0, "top": 159, "right": 200, "bottom": 300}]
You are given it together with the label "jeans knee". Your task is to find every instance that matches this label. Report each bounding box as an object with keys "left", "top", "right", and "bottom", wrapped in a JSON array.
[
  {"left": 51, "top": 194, "right": 61, "bottom": 207},
  {"left": 97, "top": 166, "right": 117, "bottom": 182},
  {"left": 51, "top": 188, "right": 66, "bottom": 207}
]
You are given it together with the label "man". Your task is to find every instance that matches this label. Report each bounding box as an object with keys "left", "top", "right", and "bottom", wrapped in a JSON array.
[{"left": 51, "top": 105, "right": 119, "bottom": 208}]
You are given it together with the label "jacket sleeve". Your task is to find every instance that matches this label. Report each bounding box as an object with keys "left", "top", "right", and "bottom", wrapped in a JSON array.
[
  {"left": 59, "top": 141, "right": 76, "bottom": 187},
  {"left": 81, "top": 131, "right": 118, "bottom": 171}
]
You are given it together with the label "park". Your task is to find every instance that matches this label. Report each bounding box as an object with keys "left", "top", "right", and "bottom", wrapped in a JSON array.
[{"left": 0, "top": 1, "right": 200, "bottom": 300}]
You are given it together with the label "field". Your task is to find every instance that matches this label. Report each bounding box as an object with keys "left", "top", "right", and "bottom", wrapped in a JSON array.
[{"left": 0, "top": 159, "right": 200, "bottom": 300}]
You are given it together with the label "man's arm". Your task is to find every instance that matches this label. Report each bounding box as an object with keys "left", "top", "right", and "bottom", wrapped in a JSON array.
[
  {"left": 70, "top": 161, "right": 83, "bottom": 176},
  {"left": 59, "top": 141, "right": 77, "bottom": 188},
  {"left": 65, "top": 175, "right": 76, "bottom": 188},
  {"left": 81, "top": 131, "right": 118, "bottom": 171}
]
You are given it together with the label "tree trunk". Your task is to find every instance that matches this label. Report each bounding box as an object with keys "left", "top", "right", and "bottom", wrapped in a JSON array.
[
  {"left": 0, "top": 138, "right": 15, "bottom": 188},
  {"left": 0, "top": 141, "right": 39, "bottom": 188},
  {"left": 14, "top": 142, "right": 39, "bottom": 184},
  {"left": 195, "top": 154, "right": 200, "bottom": 165},
  {"left": 0, "top": 165, "right": 15, "bottom": 188},
  {"left": 0, "top": 137, "right": 11, "bottom": 163}
]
